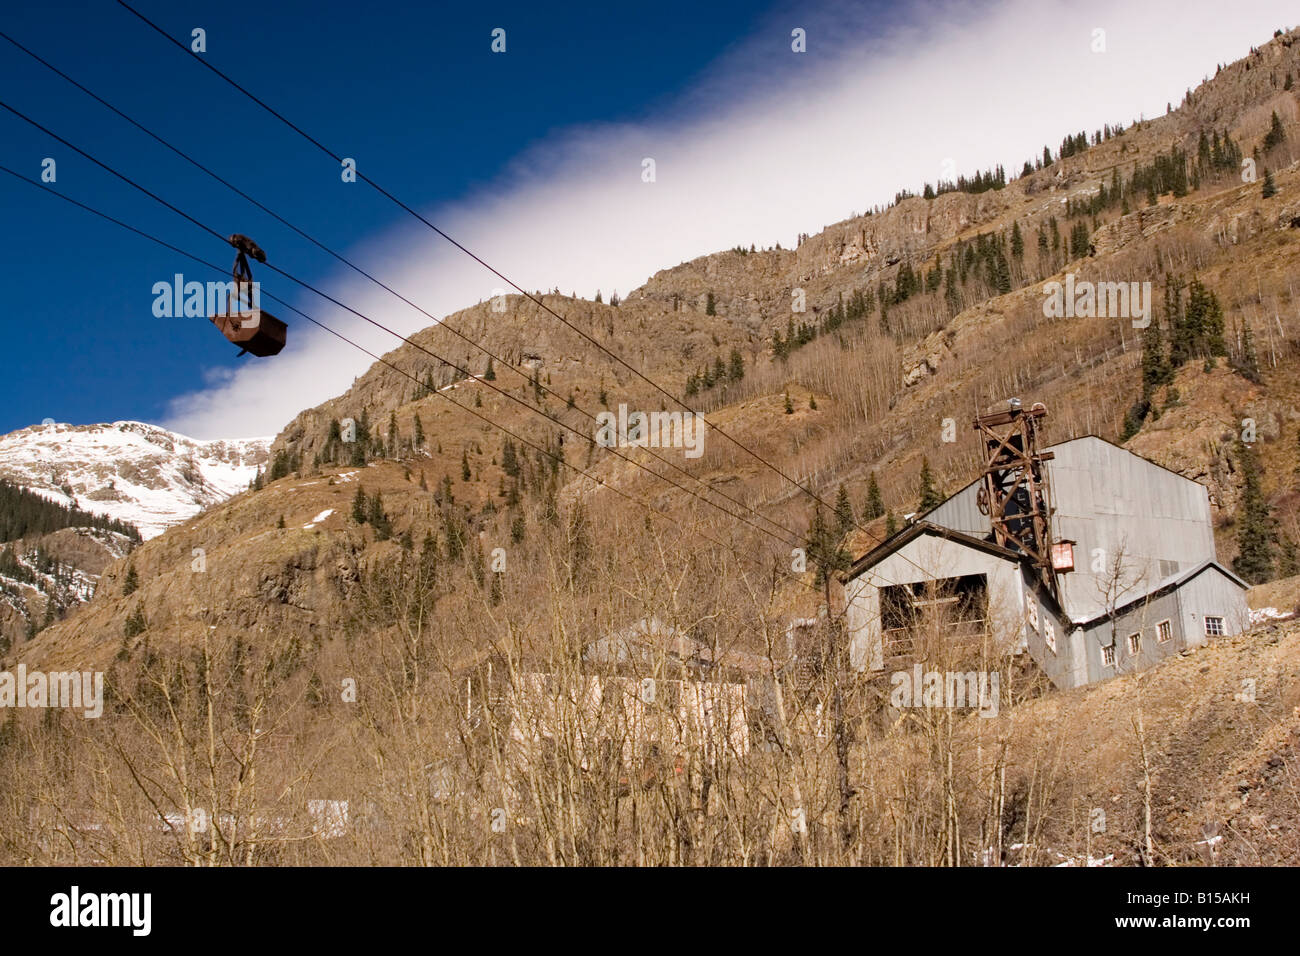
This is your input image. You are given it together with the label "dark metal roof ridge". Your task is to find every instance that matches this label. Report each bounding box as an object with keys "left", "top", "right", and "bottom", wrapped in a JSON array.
[{"left": 842, "top": 520, "right": 1024, "bottom": 582}]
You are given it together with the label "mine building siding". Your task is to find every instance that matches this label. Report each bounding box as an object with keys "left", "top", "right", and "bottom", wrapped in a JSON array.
[
  {"left": 1075, "top": 561, "right": 1250, "bottom": 683},
  {"left": 919, "top": 436, "right": 1221, "bottom": 624},
  {"left": 845, "top": 436, "right": 1250, "bottom": 690},
  {"left": 844, "top": 523, "right": 1058, "bottom": 674}
]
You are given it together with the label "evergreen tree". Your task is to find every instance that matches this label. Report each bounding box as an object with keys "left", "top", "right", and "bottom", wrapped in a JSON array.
[
  {"left": 268, "top": 449, "right": 295, "bottom": 482},
  {"left": 352, "top": 486, "right": 368, "bottom": 524},
  {"left": 122, "top": 561, "right": 139, "bottom": 596},
  {"left": 484, "top": 357, "right": 496, "bottom": 381},
  {"left": 461, "top": 450, "right": 472, "bottom": 482},
  {"left": 1141, "top": 318, "right": 1172, "bottom": 392},
  {"left": 413, "top": 414, "right": 424, "bottom": 450},
  {"left": 805, "top": 506, "right": 851, "bottom": 588},
  {"left": 728, "top": 349, "right": 745, "bottom": 381},
  {"left": 895, "top": 262, "right": 918, "bottom": 302},
  {"left": 1120, "top": 400, "right": 1149, "bottom": 442},
  {"left": 1010, "top": 220, "right": 1024, "bottom": 260},
  {"left": 1234, "top": 322, "right": 1262, "bottom": 383},
  {"left": 993, "top": 250, "right": 1012, "bottom": 294},
  {"left": 1262, "top": 167, "right": 1277, "bottom": 199},
  {"left": 368, "top": 492, "right": 392, "bottom": 540},
  {"left": 122, "top": 602, "right": 147, "bottom": 639},
  {"left": 885, "top": 511, "right": 898, "bottom": 536},
  {"left": 925, "top": 263, "right": 943, "bottom": 294},
  {"left": 1069, "top": 221, "right": 1091, "bottom": 258},
  {"left": 771, "top": 330, "right": 786, "bottom": 360},
  {"left": 864, "top": 472, "right": 884, "bottom": 520},
  {"left": 784, "top": 392, "right": 794, "bottom": 415},
  {"left": 1186, "top": 277, "right": 1227, "bottom": 360},
  {"left": 1232, "top": 441, "right": 1276, "bottom": 583},
  {"left": 705, "top": 292, "right": 717, "bottom": 316},
  {"left": 1263, "top": 111, "right": 1287, "bottom": 151},
  {"left": 918, "top": 457, "right": 944, "bottom": 511},
  {"left": 943, "top": 267, "right": 961, "bottom": 316},
  {"left": 833, "top": 484, "right": 856, "bottom": 538},
  {"left": 1168, "top": 276, "right": 1226, "bottom": 367}
]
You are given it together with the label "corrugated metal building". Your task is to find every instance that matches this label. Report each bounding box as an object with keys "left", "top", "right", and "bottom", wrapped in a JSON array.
[{"left": 844, "top": 436, "right": 1250, "bottom": 688}]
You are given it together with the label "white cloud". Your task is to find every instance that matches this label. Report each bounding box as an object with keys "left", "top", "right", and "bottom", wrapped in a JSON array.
[{"left": 164, "top": 0, "right": 1294, "bottom": 438}]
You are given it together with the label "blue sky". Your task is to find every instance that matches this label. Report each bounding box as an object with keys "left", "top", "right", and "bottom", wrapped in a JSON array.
[
  {"left": 1, "top": 0, "right": 1292, "bottom": 438},
  {"left": 0, "top": 0, "right": 828, "bottom": 434}
]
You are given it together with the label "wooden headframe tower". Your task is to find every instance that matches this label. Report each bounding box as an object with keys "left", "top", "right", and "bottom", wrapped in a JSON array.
[{"left": 973, "top": 399, "right": 1067, "bottom": 599}]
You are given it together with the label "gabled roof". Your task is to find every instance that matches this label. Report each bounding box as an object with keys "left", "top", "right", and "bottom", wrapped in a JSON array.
[
  {"left": 911, "top": 434, "right": 1204, "bottom": 526},
  {"left": 1071, "top": 559, "right": 1249, "bottom": 626},
  {"left": 840, "top": 523, "right": 1249, "bottom": 631},
  {"left": 843, "top": 520, "right": 1024, "bottom": 582},
  {"left": 1048, "top": 434, "right": 1204, "bottom": 484}
]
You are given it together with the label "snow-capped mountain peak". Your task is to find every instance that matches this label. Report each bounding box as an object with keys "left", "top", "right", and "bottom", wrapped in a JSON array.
[{"left": 0, "top": 421, "right": 271, "bottom": 539}]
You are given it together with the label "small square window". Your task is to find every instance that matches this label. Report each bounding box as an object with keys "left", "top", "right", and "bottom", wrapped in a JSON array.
[
  {"left": 1101, "top": 642, "right": 1116, "bottom": 667},
  {"left": 1127, "top": 632, "right": 1141, "bottom": 655},
  {"left": 1026, "top": 599, "right": 1039, "bottom": 632},
  {"left": 1044, "top": 620, "right": 1056, "bottom": 653},
  {"left": 1156, "top": 620, "right": 1172, "bottom": 644},
  {"left": 1205, "top": 616, "right": 1225, "bottom": 637}
]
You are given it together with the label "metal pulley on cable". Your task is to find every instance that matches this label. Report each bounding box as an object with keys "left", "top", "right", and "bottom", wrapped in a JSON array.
[{"left": 208, "top": 233, "right": 287, "bottom": 357}]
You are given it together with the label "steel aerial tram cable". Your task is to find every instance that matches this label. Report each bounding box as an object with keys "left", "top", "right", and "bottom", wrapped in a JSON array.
[
  {"left": 0, "top": 164, "right": 865, "bottom": 600},
  {"left": 0, "top": 76, "right": 932, "bottom": 597},
  {"left": 2, "top": 94, "right": 923, "bottom": 594},
  {"left": 114, "top": 0, "right": 930, "bottom": 567},
  {"left": 0, "top": 98, "right": 820, "bottom": 553},
  {"left": 0, "top": 27, "right": 806, "bottom": 548}
]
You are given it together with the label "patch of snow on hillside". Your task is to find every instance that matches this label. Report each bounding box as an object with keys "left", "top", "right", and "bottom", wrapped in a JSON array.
[
  {"left": 303, "top": 509, "right": 333, "bottom": 529},
  {"left": 1250, "top": 606, "right": 1295, "bottom": 625}
]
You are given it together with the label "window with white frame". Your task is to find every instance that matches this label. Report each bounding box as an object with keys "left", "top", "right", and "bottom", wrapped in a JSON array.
[
  {"left": 1127, "top": 632, "right": 1141, "bottom": 655},
  {"left": 1026, "top": 597, "right": 1039, "bottom": 632},
  {"left": 1205, "top": 616, "right": 1225, "bottom": 637},
  {"left": 1101, "top": 641, "right": 1116, "bottom": 667},
  {"left": 1044, "top": 619, "right": 1056, "bottom": 653},
  {"left": 1156, "top": 620, "right": 1172, "bottom": 644}
]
